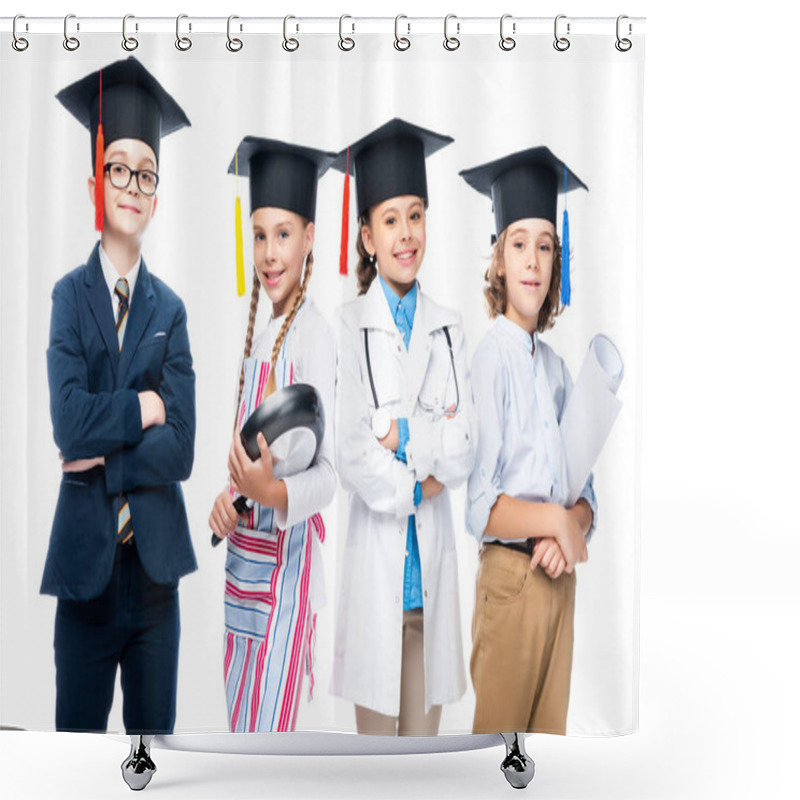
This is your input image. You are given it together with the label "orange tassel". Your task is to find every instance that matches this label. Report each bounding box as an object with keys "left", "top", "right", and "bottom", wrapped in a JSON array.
[
  {"left": 94, "top": 70, "right": 104, "bottom": 232},
  {"left": 339, "top": 147, "right": 350, "bottom": 275}
]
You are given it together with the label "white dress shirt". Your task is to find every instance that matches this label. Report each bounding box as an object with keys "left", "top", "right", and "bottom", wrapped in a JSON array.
[
  {"left": 466, "top": 313, "right": 597, "bottom": 544},
  {"left": 99, "top": 244, "right": 141, "bottom": 311}
]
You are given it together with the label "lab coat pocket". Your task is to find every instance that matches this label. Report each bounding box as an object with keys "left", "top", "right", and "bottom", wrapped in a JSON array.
[{"left": 417, "top": 338, "right": 452, "bottom": 416}]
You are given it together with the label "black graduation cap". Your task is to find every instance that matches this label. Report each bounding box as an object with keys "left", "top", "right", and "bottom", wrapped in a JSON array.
[
  {"left": 459, "top": 146, "right": 587, "bottom": 237},
  {"left": 56, "top": 56, "right": 190, "bottom": 166},
  {"left": 227, "top": 137, "right": 337, "bottom": 223},
  {"left": 460, "top": 147, "right": 588, "bottom": 306},
  {"left": 332, "top": 118, "right": 454, "bottom": 217}
]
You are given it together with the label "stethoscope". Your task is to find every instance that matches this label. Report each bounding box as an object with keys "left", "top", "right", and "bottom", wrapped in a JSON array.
[{"left": 363, "top": 326, "right": 460, "bottom": 413}]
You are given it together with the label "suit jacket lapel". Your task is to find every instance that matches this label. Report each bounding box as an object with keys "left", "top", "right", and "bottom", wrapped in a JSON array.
[
  {"left": 118, "top": 258, "right": 156, "bottom": 383},
  {"left": 83, "top": 243, "right": 120, "bottom": 380}
]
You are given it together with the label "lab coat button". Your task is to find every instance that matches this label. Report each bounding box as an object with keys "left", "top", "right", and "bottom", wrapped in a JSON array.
[
  {"left": 424, "top": 590, "right": 428, "bottom": 598},
  {"left": 395, "top": 596, "right": 400, "bottom": 604}
]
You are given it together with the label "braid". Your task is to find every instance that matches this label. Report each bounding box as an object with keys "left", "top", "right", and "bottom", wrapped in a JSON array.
[
  {"left": 263, "top": 249, "right": 314, "bottom": 399},
  {"left": 233, "top": 266, "right": 262, "bottom": 435},
  {"left": 355, "top": 214, "right": 377, "bottom": 295}
]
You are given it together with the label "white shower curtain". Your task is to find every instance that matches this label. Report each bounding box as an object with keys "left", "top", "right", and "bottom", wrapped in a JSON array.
[{"left": 0, "top": 18, "right": 643, "bottom": 738}]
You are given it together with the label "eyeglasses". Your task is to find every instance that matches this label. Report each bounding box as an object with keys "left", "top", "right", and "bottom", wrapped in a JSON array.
[{"left": 104, "top": 162, "right": 159, "bottom": 196}]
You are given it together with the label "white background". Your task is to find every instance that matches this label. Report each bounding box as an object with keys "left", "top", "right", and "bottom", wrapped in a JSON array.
[
  {"left": 0, "top": 19, "right": 640, "bottom": 738},
  {"left": 1, "top": 1, "right": 799, "bottom": 799}
]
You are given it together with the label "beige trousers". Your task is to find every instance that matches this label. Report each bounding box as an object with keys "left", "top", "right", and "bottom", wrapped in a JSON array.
[
  {"left": 470, "top": 544, "right": 576, "bottom": 734},
  {"left": 355, "top": 609, "right": 442, "bottom": 736}
]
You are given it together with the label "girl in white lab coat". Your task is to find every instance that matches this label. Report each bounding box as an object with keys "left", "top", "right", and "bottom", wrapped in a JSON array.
[
  {"left": 460, "top": 147, "right": 597, "bottom": 734},
  {"left": 330, "top": 119, "right": 478, "bottom": 735},
  {"left": 208, "top": 138, "right": 337, "bottom": 732}
]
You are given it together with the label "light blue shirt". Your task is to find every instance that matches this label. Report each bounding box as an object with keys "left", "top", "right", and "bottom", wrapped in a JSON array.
[
  {"left": 379, "top": 275, "right": 423, "bottom": 610},
  {"left": 466, "top": 314, "right": 597, "bottom": 544}
]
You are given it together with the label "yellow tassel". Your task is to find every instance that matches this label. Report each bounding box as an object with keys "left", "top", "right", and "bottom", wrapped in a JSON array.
[{"left": 235, "top": 195, "right": 245, "bottom": 296}]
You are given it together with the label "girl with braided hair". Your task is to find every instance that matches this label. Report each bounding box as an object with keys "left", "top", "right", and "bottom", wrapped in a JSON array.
[{"left": 208, "top": 138, "right": 337, "bottom": 732}]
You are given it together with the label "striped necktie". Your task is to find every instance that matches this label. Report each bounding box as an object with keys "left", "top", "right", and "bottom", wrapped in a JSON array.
[
  {"left": 115, "top": 277, "right": 130, "bottom": 351},
  {"left": 114, "top": 277, "right": 133, "bottom": 544}
]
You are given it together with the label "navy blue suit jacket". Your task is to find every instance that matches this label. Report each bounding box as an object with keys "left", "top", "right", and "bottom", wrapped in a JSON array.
[{"left": 41, "top": 243, "right": 197, "bottom": 600}]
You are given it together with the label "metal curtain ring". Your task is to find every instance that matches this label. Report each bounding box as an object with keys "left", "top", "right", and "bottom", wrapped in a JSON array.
[
  {"left": 553, "top": 14, "right": 570, "bottom": 51},
  {"left": 63, "top": 14, "right": 80, "bottom": 51},
  {"left": 283, "top": 15, "right": 299, "bottom": 52},
  {"left": 443, "top": 14, "right": 460, "bottom": 51},
  {"left": 226, "top": 15, "right": 243, "bottom": 52},
  {"left": 122, "top": 14, "right": 138, "bottom": 51},
  {"left": 499, "top": 14, "right": 516, "bottom": 51},
  {"left": 12, "top": 14, "right": 29, "bottom": 51},
  {"left": 615, "top": 14, "right": 632, "bottom": 52},
  {"left": 338, "top": 14, "right": 355, "bottom": 51},
  {"left": 394, "top": 15, "right": 410, "bottom": 51},
  {"left": 176, "top": 14, "right": 192, "bottom": 51}
]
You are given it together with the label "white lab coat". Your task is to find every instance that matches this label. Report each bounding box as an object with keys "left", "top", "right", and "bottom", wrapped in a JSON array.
[{"left": 331, "top": 278, "right": 478, "bottom": 717}]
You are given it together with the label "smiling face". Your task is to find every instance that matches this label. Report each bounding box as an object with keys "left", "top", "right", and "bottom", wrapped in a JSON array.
[
  {"left": 252, "top": 206, "right": 314, "bottom": 318},
  {"left": 88, "top": 138, "right": 158, "bottom": 245},
  {"left": 500, "top": 217, "right": 557, "bottom": 334},
  {"left": 361, "top": 195, "right": 426, "bottom": 297}
]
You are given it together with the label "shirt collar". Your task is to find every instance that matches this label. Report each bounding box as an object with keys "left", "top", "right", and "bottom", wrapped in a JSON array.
[
  {"left": 99, "top": 244, "right": 141, "bottom": 307},
  {"left": 496, "top": 313, "right": 538, "bottom": 355},
  {"left": 378, "top": 274, "right": 417, "bottom": 331}
]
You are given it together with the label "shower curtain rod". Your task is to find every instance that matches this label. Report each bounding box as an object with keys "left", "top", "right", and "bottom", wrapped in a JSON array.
[{"left": 2, "top": 15, "right": 645, "bottom": 38}]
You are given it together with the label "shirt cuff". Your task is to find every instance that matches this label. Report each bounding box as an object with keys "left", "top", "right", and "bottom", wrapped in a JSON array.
[
  {"left": 579, "top": 481, "right": 598, "bottom": 543},
  {"left": 395, "top": 418, "right": 409, "bottom": 464},
  {"left": 414, "top": 481, "right": 422, "bottom": 507}
]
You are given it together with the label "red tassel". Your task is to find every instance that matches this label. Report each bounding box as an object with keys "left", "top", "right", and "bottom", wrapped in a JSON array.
[
  {"left": 339, "top": 147, "right": 350, "bottom": 276},
  {"left": 94, "top": 70, "right": 104, "bottom": 232}
]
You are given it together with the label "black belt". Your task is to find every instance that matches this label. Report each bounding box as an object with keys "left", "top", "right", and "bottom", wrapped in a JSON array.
[{"left": 486, "top": 538, "right": 535, "bottom": 556}]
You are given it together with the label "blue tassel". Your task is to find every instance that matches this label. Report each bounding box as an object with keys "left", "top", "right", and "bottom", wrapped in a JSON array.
[{"left": 561, "top": 208, "right": 571, "bottom": 306}]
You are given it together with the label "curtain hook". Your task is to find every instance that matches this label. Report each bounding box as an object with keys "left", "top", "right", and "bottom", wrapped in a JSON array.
[
  {"left": 63, "top": 13, "right": 80, "bottom": 51},
  {"left": 226, "top": 15, "right": 243, "bottom": 52},
  {"left": 339, "top": 14, "right": 355, "bottom": 51},
  {"left": 394, "top": 15, "right": 411, "bottom": 51},
  {"left": 283, "top": 15, "right": 299, "bottom": 52},
  {"left": 553, "top": 14, "right": 570, "bottom": 51},
  {"left": 443, "top": 14, "right": 460, "bottom": 51},
  {"left": 12, "top": 14, "right": 29, "bottom": 52},
  {"left": 615, "top": 15, "right": 632, "bottom": 52},
  {"left": 122, "top": 14, "right": 138, "bottom": 51},
  {"left": 499, "top": 14, "right": 516, "bottom": 51},
  {"left": 176, "top": 14, "right": 192, "bottom": 51}
]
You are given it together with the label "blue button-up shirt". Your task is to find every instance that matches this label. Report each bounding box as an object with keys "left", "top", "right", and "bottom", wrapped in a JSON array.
[{"left": 379, "top": 275, "right": 423, "bottom": 611}]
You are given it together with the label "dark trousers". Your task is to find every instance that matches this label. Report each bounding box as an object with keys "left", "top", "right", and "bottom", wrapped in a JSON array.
[{"left": 54, "top": 541, "right": 180, "bottom": 733}]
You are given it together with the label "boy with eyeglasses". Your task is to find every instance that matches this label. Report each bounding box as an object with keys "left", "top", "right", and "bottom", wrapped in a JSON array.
[{"left": 41, "top": 57, "right": 196, "bottom": 781}]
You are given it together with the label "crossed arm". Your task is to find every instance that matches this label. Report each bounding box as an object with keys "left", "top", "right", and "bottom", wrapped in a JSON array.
[{"left": 48, "top": 282, "right": 195, "bottom": 490}]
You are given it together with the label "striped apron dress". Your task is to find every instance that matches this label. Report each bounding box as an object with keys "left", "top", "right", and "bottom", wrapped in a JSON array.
[{"left": 223, "top": 346, "right": 325, "bottom": 732}]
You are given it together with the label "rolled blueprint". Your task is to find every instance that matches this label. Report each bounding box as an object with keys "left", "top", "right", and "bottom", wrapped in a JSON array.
[{"left": 561, "top": 334, "right": 624, "bottom": 506}]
